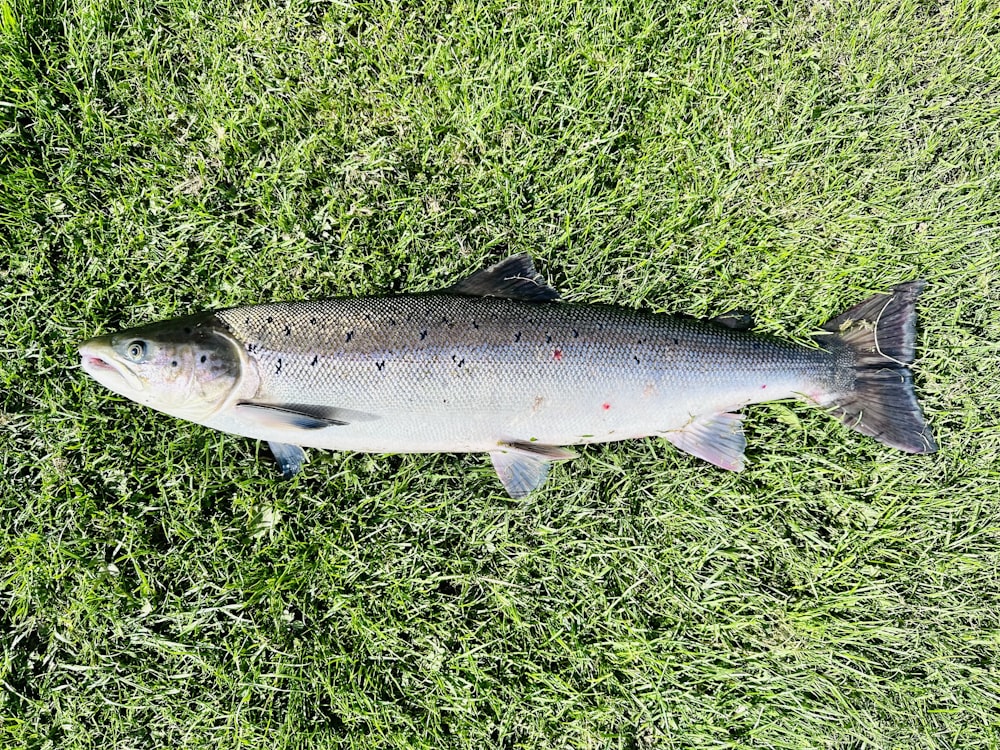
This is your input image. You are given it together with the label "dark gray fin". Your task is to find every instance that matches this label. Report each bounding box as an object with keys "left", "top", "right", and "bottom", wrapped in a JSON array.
[
  {"left": 818, "top": 280, "right": 936, "bottom": 453},
  {"left": 711, "top": 311, "right": 754, "bottom": 330},
  {"left": 236, "top": 402, "right": 349, "bottom": 430},
  {"left": 663, "top": 412, "right": 746, "bottom": 470},
  {"left": 446, "top": 255, "right": 559, "bottom": 302},
  {"left": 489, "top": 441, "right": 577, "bottom": 498},
  {"left": 268, "top": 441, "right": 306, "bottom": 478}
]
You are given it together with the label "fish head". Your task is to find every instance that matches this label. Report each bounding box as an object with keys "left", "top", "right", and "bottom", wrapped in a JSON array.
[{"left": 79, "top": 313, "right": 247, "bottom": 421}]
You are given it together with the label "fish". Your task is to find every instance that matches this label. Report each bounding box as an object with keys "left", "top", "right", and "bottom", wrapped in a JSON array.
[{"left": 79, "top": 255, "right": 936, "bottom": 497}]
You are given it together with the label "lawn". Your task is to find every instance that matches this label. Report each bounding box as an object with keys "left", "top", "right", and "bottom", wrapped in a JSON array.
[{"left": 2, "top": 0, "right": 999, "bottom": 747}]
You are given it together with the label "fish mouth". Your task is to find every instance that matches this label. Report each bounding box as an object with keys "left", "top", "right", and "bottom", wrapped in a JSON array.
[
  {"left": 82, "top": 353, "right": 116, "bottom": 373},
  {"left": 79, "top": 341, "right": 118, "bottom": 377},
  {"left": 79, "top": 340, "right": 142, "bottom": 394}
]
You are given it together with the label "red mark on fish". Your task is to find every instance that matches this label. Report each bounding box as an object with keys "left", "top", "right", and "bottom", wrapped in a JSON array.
[{"left": 553, "top": 349, "right": 562, "bottom": 361}]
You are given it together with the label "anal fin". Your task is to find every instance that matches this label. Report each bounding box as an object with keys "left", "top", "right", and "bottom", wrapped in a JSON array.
[
  {"left": 489, "top": 441, "right": 577, "bottom": 498},
  {"left": 268, "top": 441, "right": 306, "bottom": 478},
  {"left": 663, "top": 412, "right": 746, "bottom": 471}
]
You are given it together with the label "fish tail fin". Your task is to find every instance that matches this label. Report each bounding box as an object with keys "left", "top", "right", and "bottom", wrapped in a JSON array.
[{"left": 817, "top": 280, "right": 936, "bottom": 454}]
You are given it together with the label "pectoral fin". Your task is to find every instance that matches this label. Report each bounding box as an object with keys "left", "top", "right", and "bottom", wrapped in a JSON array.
[
  {"left": 489, "top": 441, "right": 577, "bottom": 499},
  {"left": 268, "top": 441, "right": 306, "bottom": 478},
  {"left": 663, "top": 412, "right": 747, "bottom": 471},
  {"left": 236, "top": 402, "right": 360, "bottom": 430}
]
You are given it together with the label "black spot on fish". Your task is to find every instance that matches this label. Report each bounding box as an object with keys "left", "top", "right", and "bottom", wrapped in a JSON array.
[
  {"left": 276, "top": 358, "right": 282, "bottom": 374},
  {"left": 458, "top": 358, "right": 465, "bottom": 368},
  {"left": 388, "top": 318, "right": 396, "bottom": 326},
  {"left": 673, "top": 338, "right": 679, "bottom": 345},
  {"left": 310, "top": 317, "right": 317, "bottom": 325},
  {"left": 200, "top": 355, "right": 207, "bottom": 364},
  {"left": 311, "top": 355, "right": 318, "bottom": 366},
  {"left": 572, "top": 328, "right": 579, "bottom": 338},
  {"left": 171, "top": 360, "right": 178, "bottom": 367},
  {"left": 545, "top": 334, "right": 552, "bottom": 344},
  {"left": 472, "top": 321, "right": 479, "bottom": 329},
  {"left": 245, "top": 317, "right": 250, "bottom": 325},
  {"left": 365, "top": 313, "right": 372, "bottom": 322},
  {"left": 284, "top": 324, "right": 291, "bottom": 336},
  {"left": 267, "top": 316, "right": 273, "bottom": 324},
  {"left": 376, "top": 360, "right": 385, "bottom": 371},
  {"left": 514, "top": 331, "right": 521, "bottom": 342},
  {"left": 346, "top": 330, "right": 354, "bottom": 343},
  {"left": 634, "top": 356, "right": 641, "bottom": 364},
  {"left": 420, "top": 330, "right": 428, "bottom": 340}
]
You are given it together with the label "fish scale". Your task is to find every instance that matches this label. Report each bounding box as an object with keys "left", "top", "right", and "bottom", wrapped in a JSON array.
[{"left": 79, "top": 255, "right": 936, "bottom": 497}]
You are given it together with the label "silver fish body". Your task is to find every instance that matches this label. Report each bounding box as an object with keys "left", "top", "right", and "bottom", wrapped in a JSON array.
[
  {"left": 210, "top": 295, "right": 840, "bottom": 452},
  {"left": 79, "top": 256, "right": 935, "bottom": 496}
]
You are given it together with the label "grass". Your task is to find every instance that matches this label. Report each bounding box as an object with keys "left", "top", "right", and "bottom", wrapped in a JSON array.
[{"left": 2, "top": 0, "right": 1000, "bottom": 746}]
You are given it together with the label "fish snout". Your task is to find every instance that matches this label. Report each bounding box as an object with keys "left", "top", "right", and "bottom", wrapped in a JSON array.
[
  {"left": 78, "top": 338, "right": 140, "bottom": 394},
  {"left": 79, "top": 340, "right": 116, "bottom": 375}
]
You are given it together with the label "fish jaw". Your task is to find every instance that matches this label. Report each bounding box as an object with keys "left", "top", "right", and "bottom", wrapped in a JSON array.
[{"left": 80, "top": 336, "right": 149, "bottom": 402}]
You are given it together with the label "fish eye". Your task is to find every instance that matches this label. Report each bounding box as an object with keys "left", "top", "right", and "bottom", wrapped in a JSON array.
[{"left": 125, "top": 340, "right": 147, "bottom": 361}]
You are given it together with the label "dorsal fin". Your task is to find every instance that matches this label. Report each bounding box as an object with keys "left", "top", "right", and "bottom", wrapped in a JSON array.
[{"left": 445, "top": 255, "right": 559, "bottom": 302}]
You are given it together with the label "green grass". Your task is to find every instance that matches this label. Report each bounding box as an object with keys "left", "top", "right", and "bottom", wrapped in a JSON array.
[{"left": 2, "top": 0, "right": 1000, "bottom": 746}]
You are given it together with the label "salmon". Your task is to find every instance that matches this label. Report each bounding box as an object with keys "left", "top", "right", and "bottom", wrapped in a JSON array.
[{"left": 79, "top": 256, "right": 936, "bottom": 496}]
